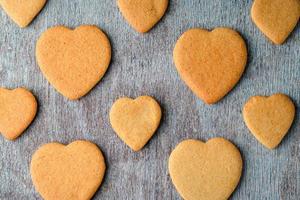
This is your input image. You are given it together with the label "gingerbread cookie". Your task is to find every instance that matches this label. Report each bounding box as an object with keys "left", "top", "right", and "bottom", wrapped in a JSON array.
[
  {"left": 251, "top": 0, "right": 300, "bottom": 44},
  {"left": 0, "top": 0, "right": 46, "bottom": 28},
  {"left": 30, "top": 140, "right": 106, "bottom": 200},
  {"left": 36, "top": 25, "right": 111, "bottom": 100},
  {"left": 109, "top": 96, "right": 162, "bottom": 151},
  {"left": 169, "top": 138, "right": 243, "bottom": 200},
  {"left": 173, "top": 28, "right": 247, "bottom": 104},
  {"left": 117, "top": 0, "right": 169, "bottom": 33},
  {"left": 243, "top": 94, "right": 295, "bottom": 149},
  {"left": 0, "top": 88, "right": 37, "bottom": 140}
]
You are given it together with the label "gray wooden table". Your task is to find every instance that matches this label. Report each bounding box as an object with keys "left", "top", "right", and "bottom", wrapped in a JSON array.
[{"left": 0, "top": 0, "right": 299, "bottom": 199}]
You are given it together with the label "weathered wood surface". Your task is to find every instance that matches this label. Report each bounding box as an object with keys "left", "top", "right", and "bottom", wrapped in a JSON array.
[{"left": 0, "top": 0, "right": 299, "bottom": 199}]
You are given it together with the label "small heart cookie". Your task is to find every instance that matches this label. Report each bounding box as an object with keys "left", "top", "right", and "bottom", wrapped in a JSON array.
[
  {"left": 30, "top": 140, "right": 106, "bottom": 200},
  {"left": 36, "top": 25, "right": 111, "bottom": 100},
  {"left": 243, "top": 94, "right": 295, "bottom": 149},
  {"left": 0, "top": 0, "right": 46, "bottom": 28},
  {"left": 173, "top": 28, "right": 247, "bottom": 104},
  {"left": 251, "top": 0, "right": 300, "bottom": 44},
  {"left": 0, "top": 88, "right": 37, "bottom": 140},
  {"left": 169, "top": 138, "right": 243, "bottom": 200},
  {"left": 109, "top": 96, "right": 162, "bottom": 151},
  {"left": 117, "top": 0, "right": 169, "bottom": 33}
]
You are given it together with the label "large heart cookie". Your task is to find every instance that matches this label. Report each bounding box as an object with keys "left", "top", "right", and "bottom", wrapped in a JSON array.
[
  {"left": 243, "top": 94, "right": 295, "bottom": 149},
  {"left": 169, "top": 138, "right": 243, "bottom": 200},
  {"left": 251, "top": 0, "right": 300, "bottom": 44},
  {"left": 36, "top": 25, "right": 111, "bottom": 100},
  {"left": 173, "top": 28, "right": 247, "bottom": 104},
  {"left": 0, "top": 0, "right": 46, "bottom": 28},
  {"left": 109, "top": 96, "right": 162, "bottom": 151},
  {"left": 117, "top": 0, "right": 169, "bottom": 33},
  {"left": 0, "top": 88, "right": 37, "bottom": 140},
  {"left": 31, "top": 140, "right": 106, "bottom": 200}
]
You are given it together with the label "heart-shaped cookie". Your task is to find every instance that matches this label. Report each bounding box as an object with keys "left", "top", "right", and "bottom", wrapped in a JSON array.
[
  {"left": 169, "top": 138, "right": 243, "bottom": 200},
  {"left": 30, "top": 140, "right": 106, "bottom": 200},
  {"left": 0, "top": 88, "right": 37, "bottom": 140},
  {"left": 251, "top": 0, "right": 300, "bottom": 44},
  {"left": 243, "top": 94, "right": 295, "bottom": 149},
  {"left": 0, "top": 0, "right": 46, "bottom": 28},
  {"left": 173, "top": 28, "right": 247, "bottom": 104},
  {"left": 109, "top": 96, "right": 162, "bottom": 151},
  {"left": 117, "top": 0, "right": 169, "bottom": 33},
  {"left": 36, "top": 25, "right": 111, "bottom": 100}
]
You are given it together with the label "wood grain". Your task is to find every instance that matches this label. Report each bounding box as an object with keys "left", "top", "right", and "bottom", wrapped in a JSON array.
[{"left": 0, "top": 0, "right": 299, "bottom": 199}]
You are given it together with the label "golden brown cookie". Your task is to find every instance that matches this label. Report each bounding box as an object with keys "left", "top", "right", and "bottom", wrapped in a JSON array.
[
  {"left": 173, "top": 28, "right": 247, "bottom": 104},
  {"left": 169, "top": 138, "right": 243, "bottom": 200},
  {"left": 243, "top": 94, "right": 295, "bottom": 149},
  {"left": 36, "top": 25, "right": 111, "bottom": 100},
  {"left": 0, "top": 88, "right": 37, "bottom": 140},
  {"left": 0, "top": 0, "right": 46, "bottom": 28},
  {"left": 117, "top": 0, "right": 169, "bottom": 33},
  {"left": 30, "top": 140, "right": 106, "bottom": 200},
  {"left": 251, "top": 0, "right": 300, "bottom": 44},
  {"left": 109, "top": 96, "right": 162, "bottom": 151}
]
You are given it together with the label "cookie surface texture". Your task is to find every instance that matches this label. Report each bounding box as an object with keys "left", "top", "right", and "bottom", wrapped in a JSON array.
[
  {"left": 243, "top": 94, "right": 295, "bottom": 149},
  {"left": 173, "top": 28, "right": 247, "bottom": 104},
  {"left": 117, "top": 0, "right": 169, "bottom": 33},
  {"left": 109, "top": 96, "right": 162, "bottom": 151},
  {"left": 30, "top": 140, "right": 106, "bottom": 200},
  {"left": 36, "top": 25, "right": 111, "bottom": 100},
  {"left": 251, "top": 0, "right": 300, "bottom": 44},
  {"left": 0, "top": 88, "right": 37, "bottom": 140},
  {"left": 0, "top": 0, "right": 46, "bottom": 27},
  {"left": 169, "top": 138, "right": 243, "bottom": 200}
]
